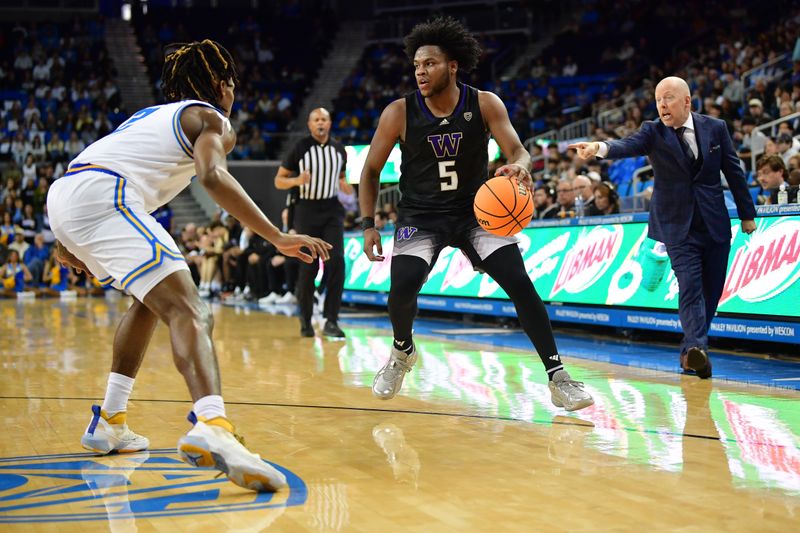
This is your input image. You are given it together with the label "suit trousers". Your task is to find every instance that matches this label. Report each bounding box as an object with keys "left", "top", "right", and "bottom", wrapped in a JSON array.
[
  {"left": 293, "top": 198, "right": 345, "bottom": 323},
  {"left": 665, "top": 228, "right": 730, "bottom": 353}
]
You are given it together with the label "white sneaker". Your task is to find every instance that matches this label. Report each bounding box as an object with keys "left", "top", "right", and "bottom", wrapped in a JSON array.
[
  {"left": 372, "top": 343, "right": 417, "bottom": 400},
  {"left": 276, "top": 291, "right": 297, "bottom": 305},
  {"left": 198, "top": 288, "right": 211, "bottom": 298},
  {"left": 548, "top": 370, "right": 594, "bottom": 411},
  {"left": 177, "top": 415, "right": 287, "bottom": 492},
  {"left": 81, "top": 405, "right": 150, "bottom": 454},
  {"left": 258, "top": 292, "right": 280, "bottom": 305}
]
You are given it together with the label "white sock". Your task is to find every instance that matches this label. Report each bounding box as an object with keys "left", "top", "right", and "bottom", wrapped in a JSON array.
[
  {"left": 101, "top": 372, "right": 135, "bottom": 415},
  {"left": 194, "top": 395, "right": 226, "bottom": 420},
  {"left": 210, "top": 280, "right": 221, "bottom": 291}
]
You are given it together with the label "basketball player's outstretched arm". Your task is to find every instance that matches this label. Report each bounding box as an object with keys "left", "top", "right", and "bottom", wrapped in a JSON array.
[
  {"left": 479, "top": 91, "right": 532, "bottom": 190},
  {"left": 187, "top": 108, "right": 331, "bottom": 263},
  {"left": 359, "top": 99, "right": 405, "bottom": 261}
]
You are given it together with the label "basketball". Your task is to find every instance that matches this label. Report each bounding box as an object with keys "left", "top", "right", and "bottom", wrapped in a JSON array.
[{"left": 473, "top": 176, "right": 534, "bottom": 236}]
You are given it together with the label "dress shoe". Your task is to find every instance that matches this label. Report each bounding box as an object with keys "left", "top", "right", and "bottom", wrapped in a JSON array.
[
  {"left": 300, "top": 319, "right": 315, "bottom": 337},
  {"left": 681, "top": 347, "right": 712, "bottom": 379},
  {"left": 323, "top": 320, "right": 346, "bottom": 339}
]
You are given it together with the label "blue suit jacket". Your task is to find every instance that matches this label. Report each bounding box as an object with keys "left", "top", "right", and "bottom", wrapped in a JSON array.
[{"left": 606, "top": 113, "right": 756, "bottom": 245}]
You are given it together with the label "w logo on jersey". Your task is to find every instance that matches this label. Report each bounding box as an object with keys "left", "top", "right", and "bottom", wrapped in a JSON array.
[
  {"left": 427, "top": 132, "right": 463, "bottom": 158},
  {"left": 397, "top": 227, "right": 418, "bottom": 241}
]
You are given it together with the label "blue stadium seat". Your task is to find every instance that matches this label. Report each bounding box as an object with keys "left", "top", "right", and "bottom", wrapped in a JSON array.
[
  {"left": 0, "top": 90, "right": 26, "bottom": 102},
  {"left": 609, "top": 156, "right": 648, "bottom": 196},
  {"left": 723, "top": 190, "right": 738, "bottom": 210},
  {"left": 262, "top": 121, "right": 279, "bottom": 133},
  {"left": 749, "top": 186, "right": 761, "bottom": 205}
]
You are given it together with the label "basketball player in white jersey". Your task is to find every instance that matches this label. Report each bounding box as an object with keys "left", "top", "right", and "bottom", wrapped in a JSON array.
[{"left": 47, "top": 40, "right": 331, "bottom": 492}]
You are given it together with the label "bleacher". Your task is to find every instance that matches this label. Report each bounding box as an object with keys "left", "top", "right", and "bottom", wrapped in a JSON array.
[
  {"left": 0, "top": 18, "right": 126, "bottom": 167},
  {"left": 130, "top": 4, "right": 340, "bottom": 159},
  {"left": 331, "top": 33, "right": 526, "bottom": 143},
  {"left": 521, "top": 0, "right": 800, "bottom": 208}
]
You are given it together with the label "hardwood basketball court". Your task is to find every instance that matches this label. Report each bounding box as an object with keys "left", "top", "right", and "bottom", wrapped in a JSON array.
[{"left": 0, "top": 297, "right": 798, "bottom": 531}]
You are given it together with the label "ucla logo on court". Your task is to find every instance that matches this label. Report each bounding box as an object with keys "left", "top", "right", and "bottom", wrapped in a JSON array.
[{"left": 0, "top": 449, "right": 307, "bottom": 524}]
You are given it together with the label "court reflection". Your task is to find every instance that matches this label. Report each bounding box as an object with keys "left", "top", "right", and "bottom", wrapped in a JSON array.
[
  {"left": 372, "top": 422, "right": 421, "bottom": 488},
  {"left": 341, "top": 328, "right": 800, "bottom": 495},
  {"left": 81, "top": 452, "right": 150, "bottom": 533},
  {"left": 304, "top": 480, "right": 349, "bottom": 532},
  {"left": 0, "top": 448, "right": 295, "bottom": 528}
]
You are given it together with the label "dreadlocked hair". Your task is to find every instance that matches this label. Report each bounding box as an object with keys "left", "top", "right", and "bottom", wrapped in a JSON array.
[
  {"left": 404, "top": 16, "right": 482, "bottom": 73},
  {"left": 161, "top": 39, "right": 239, "bottom": 109}
]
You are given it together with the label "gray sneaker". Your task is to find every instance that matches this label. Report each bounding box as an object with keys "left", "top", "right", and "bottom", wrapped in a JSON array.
[
  {"left": 548, "top": 370, "right": 594, "bottom": 411},
  {"left": 372, "top": 344, "right": 417, "bottom": 400}
]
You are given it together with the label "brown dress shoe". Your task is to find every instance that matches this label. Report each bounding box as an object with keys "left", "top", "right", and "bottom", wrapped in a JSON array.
[{"left": 682, "top": 347, "right": 712, "bottom": 379}]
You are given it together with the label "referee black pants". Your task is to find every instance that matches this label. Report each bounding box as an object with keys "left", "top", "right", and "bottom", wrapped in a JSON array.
[{"left": 293, "top": 198, "right": 345, "bottom": 323}]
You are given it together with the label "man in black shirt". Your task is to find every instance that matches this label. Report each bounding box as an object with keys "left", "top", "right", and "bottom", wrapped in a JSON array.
[
  {"left": 534, "top": 185, "right": 559, "bottom": 219},
  {"left": 359, "top": 17, "right": 593, "bottom": 411},
  {"left": 275, "top": 108, "right": 354, "bottom": 338}
]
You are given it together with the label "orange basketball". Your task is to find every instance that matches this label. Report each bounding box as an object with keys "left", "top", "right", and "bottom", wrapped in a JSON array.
[{"left": 473, "top": 176, "right": 534, "bottom": 236}]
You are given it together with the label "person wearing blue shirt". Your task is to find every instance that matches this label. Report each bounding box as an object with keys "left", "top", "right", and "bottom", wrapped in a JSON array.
[
  {"left": 23, "top": 233, "right": 50, "bottom": 286},
  {"left": 152, "top": 204, "right": 174, "bottom": 234}
]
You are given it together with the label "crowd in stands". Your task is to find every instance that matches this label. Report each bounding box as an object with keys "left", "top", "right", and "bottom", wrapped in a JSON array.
[
  {"left": 327, "top": 1, "right": 800, "bottom": 220},
  {"left": 174, "top": 211, "right": 299, "bottom": 305},
  {"left": 0, "top": 19, "right": 125, "bottom": 166},
  {"left": 332, "top": 35, "right": 512, "bottom": 144},
  {"left": 132, "top": 4, "right": 339, "bottom": 160},
  {"left": 0, "top": 17, "right": 127, "bottom": 297},
  {"left": 529, "top": 4, "right": 800, "bottom": 217},
  {"left": 4, "top": 3, "right": 800, "bottom": 298},
  {"left": 504, "top": 0, "right": 798, "bottom": 137}
]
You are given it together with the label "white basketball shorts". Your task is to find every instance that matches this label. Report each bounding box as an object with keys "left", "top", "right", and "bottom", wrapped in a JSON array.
[{"left": 47, "top": 165, "right": 188, "bottom": 301}]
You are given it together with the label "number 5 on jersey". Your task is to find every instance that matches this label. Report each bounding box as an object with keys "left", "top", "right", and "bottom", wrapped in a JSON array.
[{"left": 438, "top": 161, "right": 458, "bottom": 191}]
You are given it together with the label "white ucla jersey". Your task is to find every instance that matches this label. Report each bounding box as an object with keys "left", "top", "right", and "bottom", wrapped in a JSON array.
[{"left": 69, "top": 100, "right": 229, "bottom": 212}]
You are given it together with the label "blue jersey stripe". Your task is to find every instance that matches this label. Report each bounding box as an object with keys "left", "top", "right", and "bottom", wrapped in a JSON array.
[{"left": 171, "top": 101, "right": 218, "bottom": 159}]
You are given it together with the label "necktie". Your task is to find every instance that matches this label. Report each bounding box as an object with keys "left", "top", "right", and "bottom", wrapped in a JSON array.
[{"left": 675, "top": 126, "right": 696, "bottom": 163}]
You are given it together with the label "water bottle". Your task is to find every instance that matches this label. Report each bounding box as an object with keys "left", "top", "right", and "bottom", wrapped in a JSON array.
[
  {"left": 777, "top": 182, "right": 788, "bottom": 205},
  {"left": 575, "top": 196, "right": 584, "bottom": 217}
]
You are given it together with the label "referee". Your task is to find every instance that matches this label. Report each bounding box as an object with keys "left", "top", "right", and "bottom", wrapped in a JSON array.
[{"left": 275, "top": 107, "right": 353, "bottom": 338}]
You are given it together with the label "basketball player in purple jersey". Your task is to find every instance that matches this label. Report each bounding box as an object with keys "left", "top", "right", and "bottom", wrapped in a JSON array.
[{"left": 358, "top": 18, "right": 593, "bottom": 410}]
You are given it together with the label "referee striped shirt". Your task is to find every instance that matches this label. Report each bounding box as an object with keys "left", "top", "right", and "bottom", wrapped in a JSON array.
[{"left": 282, "top": 136, "right": 347, "bottom": 200}]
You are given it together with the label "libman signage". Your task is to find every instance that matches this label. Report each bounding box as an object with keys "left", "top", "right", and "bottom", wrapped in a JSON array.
[
  {"left": 719, "top": 217, "right": 800, "bottom": 307},
  {"left": 343, "top": 216, "right": 800, "bottom": 318}
]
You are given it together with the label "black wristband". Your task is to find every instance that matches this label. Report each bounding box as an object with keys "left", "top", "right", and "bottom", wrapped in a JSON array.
[{"left": 361, "top": 216, "right": 375, "bottom": 231}]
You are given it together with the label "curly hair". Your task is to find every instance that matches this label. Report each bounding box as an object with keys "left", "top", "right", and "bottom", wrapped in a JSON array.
[
  {"left": 404, "top": 16, "right": 482, "bottom": 73},
  {"left": 161, "top": 39, "right": 239, "bottom": 109}
]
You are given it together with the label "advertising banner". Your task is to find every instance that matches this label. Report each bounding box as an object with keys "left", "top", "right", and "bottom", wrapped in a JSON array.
[{"left": 343, "top": 216, "right": 800, "bottom": 318}]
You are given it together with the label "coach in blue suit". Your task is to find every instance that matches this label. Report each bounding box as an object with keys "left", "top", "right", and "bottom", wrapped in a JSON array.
[{"left": 570, "top": 77, "right": 756, "bottom": 379}]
